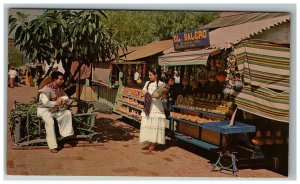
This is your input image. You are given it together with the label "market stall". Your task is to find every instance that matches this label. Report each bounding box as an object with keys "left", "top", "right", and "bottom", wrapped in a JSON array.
[
  {"left": 113, "top": 40, "right": 173, "bottom": 123},
  {"left": 158, "top": 27, "right": 257, "bottom": 176}
]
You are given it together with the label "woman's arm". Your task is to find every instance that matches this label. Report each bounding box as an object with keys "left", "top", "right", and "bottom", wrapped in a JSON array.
[{"left": 142, "top": 81, "right": 149, "bottom": 95}]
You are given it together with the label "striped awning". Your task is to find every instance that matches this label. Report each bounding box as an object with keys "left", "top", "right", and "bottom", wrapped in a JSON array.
[
  {"left": 205, "top": 12, "right": 289, "bottom": 29},
  {"left": 209, "top": 15, "right": 290, "bottom": 48},
  {"left": 234, "top": 39, "right": 290, "bottom": 123},
  {"left": 158, "top": 48, "right": 220, "bottom": 66}
]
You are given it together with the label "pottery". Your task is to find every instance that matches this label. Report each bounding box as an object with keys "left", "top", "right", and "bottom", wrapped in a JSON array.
[
  {"left": 252, "top": 130, "right": 264, "bottom": 146},
  {"left": 274, "top": 130, "right": 284, "bottom": 145},
  {"left": 265, "top": 130, "right": 274, "bottom": 145},
  {"left": 234, "top": 80, "right": 243, "bottom": 90}
]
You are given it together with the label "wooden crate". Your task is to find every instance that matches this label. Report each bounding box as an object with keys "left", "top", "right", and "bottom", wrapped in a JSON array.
[
  {"left": 178, "top": 122, "right": 200, "bottom": 138},
  {"left": 201, "top": 128, "right": 227, "bottom": 146}
]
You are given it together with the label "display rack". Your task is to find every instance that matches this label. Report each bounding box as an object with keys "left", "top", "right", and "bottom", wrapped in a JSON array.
[
  {"left": 169, "top": 105, "right": 256, "bottom": 177},
  {"left": 113, "top": 73, "right": 144, "bottom": 123}
]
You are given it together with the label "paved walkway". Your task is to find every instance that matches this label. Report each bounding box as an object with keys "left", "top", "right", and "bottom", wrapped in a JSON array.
[{"left": 5, "top": 85, "right": 286, "bottom": 178}]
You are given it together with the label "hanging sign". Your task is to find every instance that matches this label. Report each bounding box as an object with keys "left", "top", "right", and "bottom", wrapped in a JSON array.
[{"left": 173, "top": 28, "right": 210, "bottom": 51}]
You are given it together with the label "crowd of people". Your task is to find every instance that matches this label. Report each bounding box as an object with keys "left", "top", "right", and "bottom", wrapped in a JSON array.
[{"left": 8, "top": 65, "right": 45, "bottom": 88}]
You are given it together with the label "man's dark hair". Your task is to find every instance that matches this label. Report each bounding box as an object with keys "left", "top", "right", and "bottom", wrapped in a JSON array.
[
  {"left": 51, "top": 71, "right": 64, "bottom": 81},
  {"left": 168, "top": 76, "right": 175, "bottom": 81}
]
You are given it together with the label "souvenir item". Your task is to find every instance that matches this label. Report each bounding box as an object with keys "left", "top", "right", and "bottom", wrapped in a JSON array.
[
  {"left": 183, "top": 97, "right": 189, "bottom": 105},
  {"left": 265, "top": 130, "right": 274, "bottom": 145},
  {"left": 216, "top": 72, "right": 226, "bottom": 82},
  {"left": 152, "top": 85, "right": 164, "bottom": 99},
  {"left": 188, "top": 98, "right": 194, "bottom": 106},
  {"left": 176, "top": 95, "right": 184, "bottom": 105},
  {"left": 252, "top": 130, "right": 264, "bottom": 146},
  {"left": 274, "top": 130, "right": 284, "bottom": 145},
  {"left": 234, "top": 80, "right": 243, "bottom": 90},
  {"left": 208, "top": 72, "right": 216, "bottom": 82}
]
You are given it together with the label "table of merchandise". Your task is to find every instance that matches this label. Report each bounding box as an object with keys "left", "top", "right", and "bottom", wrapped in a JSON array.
[{"left": 169, "top": 105, "right": 256, "bottom": 177}]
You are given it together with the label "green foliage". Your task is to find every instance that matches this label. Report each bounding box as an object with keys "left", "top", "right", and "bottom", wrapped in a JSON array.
[
  {"left": 103, "top": 11, "right": 219, "bottom": 46},
  {"left": 9, "top": 10, "right": 126, "bottom": 64},
  {"left": 8, "top": 44, "right": 23, "bottom": 68}
]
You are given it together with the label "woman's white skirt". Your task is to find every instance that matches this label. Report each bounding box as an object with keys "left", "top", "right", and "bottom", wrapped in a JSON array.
[{"left": 139, "top": 116, "right": 165, "bottom": 145}]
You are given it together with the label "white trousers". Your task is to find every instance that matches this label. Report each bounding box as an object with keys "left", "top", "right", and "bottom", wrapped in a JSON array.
[{"left": 37, "top": 108, "right": 74, "bottom": 149}]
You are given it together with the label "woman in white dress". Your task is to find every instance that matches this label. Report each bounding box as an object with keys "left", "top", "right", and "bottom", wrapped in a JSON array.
[{"left": 140, "top": 69, "right": 166, "bottom": 152}]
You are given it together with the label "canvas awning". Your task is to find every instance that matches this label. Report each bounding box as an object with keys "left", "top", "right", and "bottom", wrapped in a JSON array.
[
  {"left": 119, "top": 39, "right": 173, "bottom": 61},
  {"left": 209, "top": 15, "right": 290, "bottom": 48},
  {"left": 112, "top": 60, "right": 145, "bottom": 65},
  {"left": 205, "top": 12, "right": 289, "bottom": 29},
  {"left": 158, "top": 48, "right": 220, "bottom": 66}
]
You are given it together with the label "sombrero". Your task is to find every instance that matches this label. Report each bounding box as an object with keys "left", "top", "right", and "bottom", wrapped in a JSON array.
[{"left": 38, "top": 76, "right": 52, "bottom": 90}]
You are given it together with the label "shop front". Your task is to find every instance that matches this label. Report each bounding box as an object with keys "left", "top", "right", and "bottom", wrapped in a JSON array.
[{"left": 158, "top": 27, "right": 257, "bottom": 176}]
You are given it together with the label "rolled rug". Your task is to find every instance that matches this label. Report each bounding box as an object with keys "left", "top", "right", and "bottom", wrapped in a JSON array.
[{"left": 143, "top": 92, "right": 152, "bottom": 116}]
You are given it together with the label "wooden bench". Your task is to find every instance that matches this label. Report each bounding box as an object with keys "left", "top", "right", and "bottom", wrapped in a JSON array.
[{"left": 11, "top": 112, "right": 96, "bottom": 147}]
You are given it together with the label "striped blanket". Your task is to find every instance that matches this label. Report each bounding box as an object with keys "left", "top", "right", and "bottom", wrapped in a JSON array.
[{"left": 234, "top": 39, "right": 290, "bottom": 122}]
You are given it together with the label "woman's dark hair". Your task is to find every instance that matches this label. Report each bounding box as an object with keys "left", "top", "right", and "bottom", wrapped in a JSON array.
[
  {"left": 149, "top": 69, "right": 157, "bottom": 75},
  {"left": 51, "top": 71, "right": 64, "bottom": 81},
  {"left": 146, "top": 69, "right": 158, "bottom": 90}
]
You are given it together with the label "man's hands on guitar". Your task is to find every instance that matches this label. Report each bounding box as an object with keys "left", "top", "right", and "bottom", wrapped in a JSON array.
[{"left": 56, "top": 97, "right": 67, "bottom": 106}]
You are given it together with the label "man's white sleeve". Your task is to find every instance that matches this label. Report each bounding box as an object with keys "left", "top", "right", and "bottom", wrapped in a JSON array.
[
  {"left": 60, "top": 95, "right": 69, "bottom": 100},
  {"left": 40, "top": 93, "right": 57, "bottom": 108}
]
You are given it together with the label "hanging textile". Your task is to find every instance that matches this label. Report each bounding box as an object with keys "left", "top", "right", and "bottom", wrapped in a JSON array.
[{"left": 234, "top": 39, "right": 290, "bottom": 122}]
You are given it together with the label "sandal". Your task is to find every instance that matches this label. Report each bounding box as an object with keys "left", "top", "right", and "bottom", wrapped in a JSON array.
[
  {"left": 148, "top": 144, "right": 155, "bottom": 152},
  {"left": 142, "top": 144, "right": 151, "bottom": 150},
  {"left": 50, "top": 148, "right": 58, "bottom": 153}
]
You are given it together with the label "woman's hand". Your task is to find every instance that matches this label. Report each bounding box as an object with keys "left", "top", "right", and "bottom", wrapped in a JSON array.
[{"left": 141, "top": 90, "right": 147, "bottom": 97}]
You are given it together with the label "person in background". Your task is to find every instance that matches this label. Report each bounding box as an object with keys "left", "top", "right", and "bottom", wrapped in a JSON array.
[
  {"left": 174, "top": 70, "right": 180, "bottom": 84},
  {"left": 190, "top": 78, "right": 199, "bottom": 96},
  {"left": 164, "top": 77, "right": 180, "bottom": 115},
  {"left": 37, "top": 71, "right": 74, "bottom": 153},
  {"left": 8, "top": 67, "right": 18, "bottom": 88},
  {"left": 140, "top": 69, "right": 166, "bottom": 152},
  {"left": 180, "top": 77, "right": 191, "bottom": 97}
]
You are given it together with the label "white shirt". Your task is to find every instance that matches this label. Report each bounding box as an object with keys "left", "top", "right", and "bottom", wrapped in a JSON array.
[
  {"left": 141, "top": 81, "right": 166, "bottom": 118},
  {"left": 174, "top": 75, "right": 180, "bottom": 84},
  {"left": 134, "top": 72, "right": 140, "bottom": 81},
  {"left": 37, "top": 93, "right": 69, "bottom": 116},
  {"left": 8, "top": 70, "right": 18, "bottom": 78}
]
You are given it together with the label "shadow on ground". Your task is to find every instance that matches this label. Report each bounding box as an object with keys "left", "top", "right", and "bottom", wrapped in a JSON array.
[{"left": 92, "top": 117, "right": 138, "bottom": 143}]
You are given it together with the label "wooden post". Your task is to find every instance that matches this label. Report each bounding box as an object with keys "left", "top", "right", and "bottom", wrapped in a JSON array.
[
  {"left": 77, "top": 65, "right": 81, "bottom": 101},
  {"left": 14, "top": 116, "right": 22, "bottom": 143}
]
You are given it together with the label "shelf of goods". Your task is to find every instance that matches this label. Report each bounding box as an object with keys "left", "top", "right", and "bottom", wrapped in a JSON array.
[
  {"left": 170, "top": 104, "right": 256, "bottom": 145},
  {"left": 169, "top": 104, "right": 256, "bottom": 176},
  {"left": 114, "top": 87, "right": 144, "bottom": 123}
]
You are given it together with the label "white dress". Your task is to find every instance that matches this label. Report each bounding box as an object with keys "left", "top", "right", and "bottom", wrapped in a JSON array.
[{"left": 139, "top": 81, "right": 166, "bottom": 144}]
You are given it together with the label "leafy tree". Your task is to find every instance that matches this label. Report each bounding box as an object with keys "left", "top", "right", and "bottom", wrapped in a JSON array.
[
  {"left": 8, "top": 44, "right": 23, "bottom": 68},
  {"left": 103, "top": 11, "right": 219, "bottom": 46},
  {"left": 9, "top": 10, "right": 126, "bottom": 87}
]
